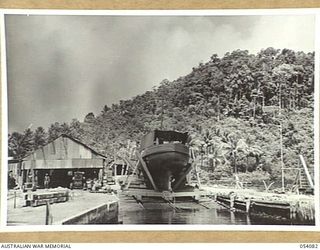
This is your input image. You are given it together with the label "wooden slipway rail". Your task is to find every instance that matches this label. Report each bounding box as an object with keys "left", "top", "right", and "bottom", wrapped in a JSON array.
[{"left": 204, "top": 186, "right": 315, "bottom": 224}]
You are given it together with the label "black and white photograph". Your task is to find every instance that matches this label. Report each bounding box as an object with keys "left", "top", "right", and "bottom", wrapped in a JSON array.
[{"left": 2, "top": 11, "right": 318, "bottom": 228}]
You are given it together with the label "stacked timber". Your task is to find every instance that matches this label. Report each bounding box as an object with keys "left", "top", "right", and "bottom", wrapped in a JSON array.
[{"left": 24, "top": 188, "right": 69, "bottom": 207}]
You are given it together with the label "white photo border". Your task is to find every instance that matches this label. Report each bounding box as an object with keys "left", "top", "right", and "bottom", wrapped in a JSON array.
[{"left": 0, "top": 8, "right": 319, "bottom": 232}]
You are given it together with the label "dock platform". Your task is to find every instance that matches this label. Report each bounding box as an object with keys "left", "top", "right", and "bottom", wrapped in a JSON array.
[
  {"left": 202, "top": 185, "right": 315, "bottom": 224},
  {"left": 7, "top": 189, "right": 119, "bottom": 225}
]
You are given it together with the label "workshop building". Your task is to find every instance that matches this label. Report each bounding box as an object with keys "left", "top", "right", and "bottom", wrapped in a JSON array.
[{"left": 8, "top": 134, "right": 107, "bottom": 188}]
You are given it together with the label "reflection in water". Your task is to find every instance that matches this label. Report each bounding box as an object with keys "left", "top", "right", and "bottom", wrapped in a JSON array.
[
  {"left": 246, "top": 214, "right": 251, "bottom": 225},
  {"left": 121, "top": 204, "right": 308, "bottom": 225},
  {"left": 230, "top": 211, "right": 235, "bottom": 224},
  {"left": 122, "top": 206, "right": 255, "bottom": 225}
]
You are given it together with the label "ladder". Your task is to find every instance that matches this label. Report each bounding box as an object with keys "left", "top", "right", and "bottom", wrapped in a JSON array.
[{"left": 297, "top": 155, "right": 314, "bottom": 194}]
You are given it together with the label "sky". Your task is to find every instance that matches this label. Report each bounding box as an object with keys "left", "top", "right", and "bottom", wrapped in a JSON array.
[{"left": 4, "top": 14, "right": 315, "bottom": 133}]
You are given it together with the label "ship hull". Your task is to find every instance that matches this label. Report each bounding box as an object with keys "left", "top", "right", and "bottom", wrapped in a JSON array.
[{"left": 141, "top": 143, "right": 190, "bottom": 191}]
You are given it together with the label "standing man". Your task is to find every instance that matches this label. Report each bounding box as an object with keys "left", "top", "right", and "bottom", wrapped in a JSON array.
[
  {"left": 44, "top": 173, "right": 50, "bottom": 189},
  {"left": 8, "top": 171, "right": 16, "bottom": 189}
]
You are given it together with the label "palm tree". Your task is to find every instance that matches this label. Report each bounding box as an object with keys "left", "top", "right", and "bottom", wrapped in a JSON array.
[
  {"left": 200, "top": 129, "right": 216, "bottom": 156},
  {"left": 188, "top": 129, "right": 216, "bottom": 161},
  {"left": 246, "top": 145, "right": 263, "bottom": 172},
  {"left": 187, "top": 136, "right": 202, "bottom": 161},
  {"left": 207, "top": 143, "right": 225, "bottom": 171},
  {"left": 221, "top": 134, "right": 248, "bottom": 173}
]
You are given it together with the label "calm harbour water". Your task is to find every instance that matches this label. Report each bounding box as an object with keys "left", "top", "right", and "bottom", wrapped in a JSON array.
[{"left": 120, "top": 202, "right": 300, "bottom": 225}]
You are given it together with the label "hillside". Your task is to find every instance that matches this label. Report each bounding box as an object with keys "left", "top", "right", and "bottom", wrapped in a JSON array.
[{"left": 8, "top": 47, "right": 315, "bottom": 186}]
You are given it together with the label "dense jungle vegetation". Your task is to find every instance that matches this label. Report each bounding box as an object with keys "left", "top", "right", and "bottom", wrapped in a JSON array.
[{"left": 8, "top": 48, "right": 315, "bottom": 188}]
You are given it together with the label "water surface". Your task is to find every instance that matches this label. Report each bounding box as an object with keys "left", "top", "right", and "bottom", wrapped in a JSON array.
[{"left": 120, "top": 201, "right": 306, "bottom": 225}]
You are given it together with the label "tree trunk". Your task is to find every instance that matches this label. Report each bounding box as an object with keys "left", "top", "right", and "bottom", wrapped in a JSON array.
[
  {"left": 246, "top": 156, "right": 249, "bottom": 172},
  {"left": 217, "top": 95, "right": 220, "bottom": 121},
  {"left": 255, "top": 155, "right": 260, "bottom": 167}
]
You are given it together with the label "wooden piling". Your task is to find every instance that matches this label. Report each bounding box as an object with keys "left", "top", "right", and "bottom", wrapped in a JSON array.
[
  {"left": 14, "top": 191, "right": 16, "bottom": 209},
  {"left": 212, "top": 188, "right": 315, "bottom": 224},
  {"left": 213, "top": 193, "right": 217, "bottom": 202},
  {"left": 45, "top": 200, "right": 52, "bottom": 225},
  {"left": 229, "top": 193, "right": 235, "bottom": 210},
  {"left": 290, "top": 202, "right": 297, "bottom": 220},
  {"left": 245, "top": 199, "right": 251, "bottom": 213}
]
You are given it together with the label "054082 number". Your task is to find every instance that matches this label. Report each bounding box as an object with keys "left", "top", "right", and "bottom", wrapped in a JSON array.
[{"left": 300, "top": 244, "right": 319, "bottom": 249}]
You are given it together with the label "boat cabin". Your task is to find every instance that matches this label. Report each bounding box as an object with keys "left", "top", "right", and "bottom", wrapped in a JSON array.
[{"left": 140, "top": 130, "right": 189, "bottom": 150}]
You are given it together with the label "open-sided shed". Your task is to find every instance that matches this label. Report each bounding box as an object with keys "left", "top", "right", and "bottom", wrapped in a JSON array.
[{"left": 9, "top": 134, "right": 107, "bottom": 188}]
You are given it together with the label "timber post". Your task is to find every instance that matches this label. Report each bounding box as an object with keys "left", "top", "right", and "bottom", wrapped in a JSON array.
[
  {"left": 229, "top": 193, "right": 235, "bottom": 209},
  {"left": 121, "top": 155, "right": 140, "bottom": 190},
  {"left": 135, "top": 151, "right": 158, "bottom": 191},
  {"left": 194, "top": 162, "right": 201, "bottom": 188},
  {"left": 245, "top": 199, "right": 251, "bottom": 213},
  {"left": 14, "top": 191, "right": 17, "bottom": 209},
  {"left": 299, "top": 155, "right": 314, "bottom": 188},
  {"left": 45, "top": 200, "right": 51, "bottom": 225},
  {"left": 290, "top": 202, "right": 297, "bottom": 220},
  {"left": 124, "top": 161, "right": 139, "bottom": 190},
  {"left": 213, "top": 193, "right": 217, "bottom": 202},
  {"left": 172, "top": 163, "right": 193, "bottom": 190}
]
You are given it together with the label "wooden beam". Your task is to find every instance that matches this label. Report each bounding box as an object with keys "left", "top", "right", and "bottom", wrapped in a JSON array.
[
  {"left": 121, "top": 155, "right": 136, "bottom": 170},
  {"left": 299, "top": 155, "right": 314, "bottom": 188},
  {"left": 124, "top": 161, "right": 140, "bottom": 190},
  {"left": 135, "top": 152, "right": 158, "bottom": 191},
  {"left": 121, "top": 155, "right": 140, "bottom": 189},
  {"left": 172, "top": 163, "right": 193, "bottom": 190},
  {"left": 194, "top": 162, "right": 201, "bottom": 188},
  {"left": 123, "top": 189, "right": 209, "bottom": 198}
]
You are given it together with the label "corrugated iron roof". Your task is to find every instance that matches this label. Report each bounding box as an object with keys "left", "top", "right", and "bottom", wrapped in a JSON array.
[{"left": 20, "top": 134, "right": 107, "bottom": 160}]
